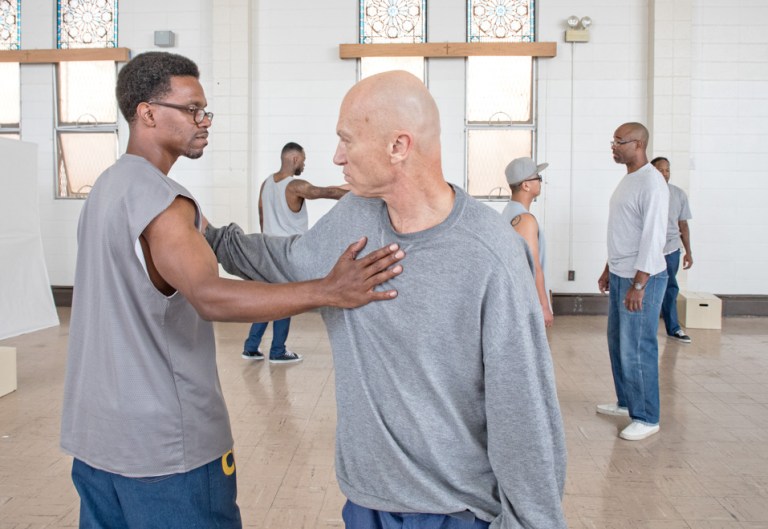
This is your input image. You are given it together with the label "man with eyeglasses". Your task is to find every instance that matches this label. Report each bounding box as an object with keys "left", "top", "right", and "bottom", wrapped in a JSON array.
[
  {"left": 501, "top": 156, "right": 553, "bottom": 327},
  {"left": 597, "top": 122, "right": 669, "bottom": 441},
  {"left": 60, "top": 51, "right": 404, "bottom": 529}
]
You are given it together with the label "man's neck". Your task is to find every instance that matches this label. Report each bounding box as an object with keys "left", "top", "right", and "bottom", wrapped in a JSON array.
[
  {"left": 511, "top": 193, "right": 534, "bottom": 210},
  {"left": 385, "top": 180, "right": 455, "bottom": 234},
  {"left": 126, "top": 140, "right": 175, "bottom": 175},
  {"left": 625, "top": 156, "right": 649, "bottom": 175},
  {"left": 272, "top": 170, "right": 293, "bottom": 183}
]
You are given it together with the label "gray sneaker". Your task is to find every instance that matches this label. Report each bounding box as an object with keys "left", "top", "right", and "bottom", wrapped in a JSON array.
[
  {"left": 241, "top": 349, "right": 265, "bottom": 360},
  {"left": 669, "top": 330, "right": 692, "bottom": 343},
  {"left": 269, "top": 350, "right": 303, "bottom": 364}
]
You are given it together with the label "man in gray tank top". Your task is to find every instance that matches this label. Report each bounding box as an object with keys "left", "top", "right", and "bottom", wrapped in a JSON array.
[
  {"left": 501, "top": 156, "right": 553, "bottom": 327},
  {"left": 60, "top": 52, "right": 404, "bottom": 529},
  {"left": 243, "top": 142, "right": 348, "bottom": 363}
]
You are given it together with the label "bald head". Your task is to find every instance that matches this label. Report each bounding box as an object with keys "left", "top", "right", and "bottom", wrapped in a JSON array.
[
  {"left": 333, "top": 71, "right": 446, "bottom": 199},
  {"left": 343, "top": 71, "right": 441, "bottom": 149},
  {"left": 612, "top": 122, "right": 650, "bottom": 172},
  {"left": 616, "top": 122, "right": 649, "bottom": 145}
]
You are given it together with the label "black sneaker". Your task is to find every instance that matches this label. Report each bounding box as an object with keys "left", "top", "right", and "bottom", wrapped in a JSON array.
[
  {"left": 241, "top": 349, "right": 265, "bottom": 360},
  {"left": 269, "top": 350, "right": 303, "bottom": 364},
  {"left": 669, "top": 330, "right": 692, "bottom": 343}
]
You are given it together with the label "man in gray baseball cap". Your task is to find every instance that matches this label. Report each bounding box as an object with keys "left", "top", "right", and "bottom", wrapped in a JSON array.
[{"left": 501, "top": 156, "right": 553, "bottom": 326}]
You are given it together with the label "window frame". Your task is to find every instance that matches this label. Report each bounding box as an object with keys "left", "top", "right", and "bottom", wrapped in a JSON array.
[{"left": 53, "top": 60, "right": 120, "bottom": 199}]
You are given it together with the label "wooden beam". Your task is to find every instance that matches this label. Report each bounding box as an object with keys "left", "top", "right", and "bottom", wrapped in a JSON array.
[
  {"left": 446, "top": 42, "right": 556, "bottom": 57},
  {"left": 0, "top": 48, "right": 131, "bottom": 64},
  {"left": 339, "top": 42, "right": 556, "bottom": 59}
]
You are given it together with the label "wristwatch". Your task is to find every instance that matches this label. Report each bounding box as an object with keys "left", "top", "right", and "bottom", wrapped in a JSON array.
[{"left": 632, "top": 282, "right": 646, "bottom": 291}]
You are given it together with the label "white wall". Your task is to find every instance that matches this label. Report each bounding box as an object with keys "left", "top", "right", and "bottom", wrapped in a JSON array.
[
  {"left": 18, "top": 0, "right": 768, "bottom": 295},
  {"left": 689, "top": 0, "right": 768, "bottom": 294}
]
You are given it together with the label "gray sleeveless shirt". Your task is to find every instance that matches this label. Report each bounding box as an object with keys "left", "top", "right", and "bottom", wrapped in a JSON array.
[
  {"left": 261, "top": 175, "right": 308, "bottom": 236},
  {"left": 500, "top": 200, "right": 547, "bottom": 275},
  {"left": 60, "top": 154, "right": 233, "bottom": 477}
]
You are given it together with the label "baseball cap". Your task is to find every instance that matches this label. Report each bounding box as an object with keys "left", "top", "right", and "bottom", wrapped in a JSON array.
[{"left": 505, "top": 157, "right": 549, "bottom": 186}]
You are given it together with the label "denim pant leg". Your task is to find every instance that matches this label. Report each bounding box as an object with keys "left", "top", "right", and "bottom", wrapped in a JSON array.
[
  {"left": 268, "top": 317, "right": 291, "bottom": 357},
  {"left": 661, "top": 250, "right": 681, "bottom": 335},
  {"left": 73, "top": 455, "right": 241, "bottom": 529},
  {"left": 609, "top": 272, "right": 666, "bottom": 425},
  {"left": 244, "top": 321, "right": 268, "bottom": 352},
  {"left": 607, "top": 273, "right": 627, "bottom": 409},
  {"left": 342, "top": 500, "right": 490, "bottom": 529},
  {"left": 72, "top": 459, "right": 131, "bottom": 529}
]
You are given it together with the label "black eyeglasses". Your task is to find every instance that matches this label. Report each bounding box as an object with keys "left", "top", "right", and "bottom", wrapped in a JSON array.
[
  {"left": 147, "top": 101, "right": 214, "bottom": 124},
  {"left": 524, "top": 175, "right": 543, "bottom": 183},
  {"left": 610, "top": 139, "right": 638, "bottom": 147}
]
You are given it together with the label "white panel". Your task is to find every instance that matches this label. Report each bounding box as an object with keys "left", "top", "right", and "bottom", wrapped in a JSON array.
[{"left": 0, "top": 138, "right": 59, "bottom": 339}]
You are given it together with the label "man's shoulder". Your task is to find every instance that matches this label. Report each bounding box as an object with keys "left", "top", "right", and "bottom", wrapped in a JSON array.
[
  {"left": 668, "top": 183, "right": 688, "bottom": 197},
  {"left": 460, "top": 197, "right": 528, "bottom": 250}
]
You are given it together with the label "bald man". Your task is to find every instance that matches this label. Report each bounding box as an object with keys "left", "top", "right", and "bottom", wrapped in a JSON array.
[
  {"left": 206, "top": 71, "right": 566, "bottom": 529},
  {"left": 597, "top": 122, "right": 669, "bottom": 441}
]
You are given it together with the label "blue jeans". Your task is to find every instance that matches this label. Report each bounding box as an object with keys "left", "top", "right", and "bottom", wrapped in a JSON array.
[
  {"left": 342, "top": 500, "right": 490, "bottom": 529},
  {"left": 607, "top": 271, "right": 667, "bottom": 426},
  {"left": 661, "top": 250, "right": 682, "bottom": 335},
  {"left": 71, "top": 454, "right": 241, "bottom": 529},
  {"left": 244, "top": 317, "right": 291, "bottom": 357}
]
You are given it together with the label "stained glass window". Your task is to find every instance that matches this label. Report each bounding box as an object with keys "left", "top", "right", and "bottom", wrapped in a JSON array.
[
  {"left": 359, "top": 0, "right": 426, "bottom": 81},
  {"left": 467, "top": 0, "right": 535, "bottom": 43},
  {"left": 57, "top": 0, "right": 118, "bottom": 49},
  {"left": 360, "top": 0, "right": 426, "bottom": 43},
  {"left": 0, "top": 0, "right": 20, "bottom": 50}
]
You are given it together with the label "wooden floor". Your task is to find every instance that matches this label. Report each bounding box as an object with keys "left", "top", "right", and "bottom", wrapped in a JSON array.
[{"left": 1, "top": 308, "right": 767, "bottom": 529}]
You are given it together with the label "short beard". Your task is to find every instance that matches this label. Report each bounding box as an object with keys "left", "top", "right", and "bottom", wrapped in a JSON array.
[{"left": 185, "top": 149, "right": 204, "bottom": 160}]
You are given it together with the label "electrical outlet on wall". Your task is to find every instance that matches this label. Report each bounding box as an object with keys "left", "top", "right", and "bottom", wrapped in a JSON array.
[{"left": 568, "top": 270, "right": 575, "bottom": 281}]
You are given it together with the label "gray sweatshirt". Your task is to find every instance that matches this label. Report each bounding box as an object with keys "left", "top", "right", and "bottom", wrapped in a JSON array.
[{"left": 206, "top": 186, "right": 567, "bottom": 529}]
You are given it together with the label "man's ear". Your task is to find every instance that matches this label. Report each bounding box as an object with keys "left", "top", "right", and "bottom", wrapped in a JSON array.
[
  {"left": 136, "top": 102, "right": 155, "bottom": 127},
  {"left": 390, "top": 131, "right": 413, "bottom": 163}
]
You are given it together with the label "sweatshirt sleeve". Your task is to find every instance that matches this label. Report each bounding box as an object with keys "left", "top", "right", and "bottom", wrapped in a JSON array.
[
  {"left": 204, "top": 222, "right": 304, "bottom": 283},
  {"left": 482, "top": 262, "right": 567, "bottom": 529}
]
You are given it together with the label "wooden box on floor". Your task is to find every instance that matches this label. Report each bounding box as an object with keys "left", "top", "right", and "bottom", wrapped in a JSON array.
[
  {"left": 0, "top": 346, "right": 17, "bottom": 397},
  {"left": 677, "top": 291, "right": 722, "bottom": 329}
]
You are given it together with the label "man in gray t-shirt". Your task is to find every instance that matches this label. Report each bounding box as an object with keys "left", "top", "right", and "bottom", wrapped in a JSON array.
[
  {"left": 60, "top": 52, "right": 403, "bottom": 529},
  {"left": 652, "top": 156, "right": 694, "bottom": 343}
]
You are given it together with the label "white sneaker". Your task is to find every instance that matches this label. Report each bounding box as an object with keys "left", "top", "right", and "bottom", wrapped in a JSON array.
[
  {"left": 596, "top": 403, "right": 629, "bottom": 416},
  {"left": 620, "top": 421, "right": 660, "bottom": 441}
]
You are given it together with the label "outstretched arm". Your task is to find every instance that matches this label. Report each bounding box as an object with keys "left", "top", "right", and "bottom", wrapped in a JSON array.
[
  {"left": 511, "top": 214, "right": 553, "bottom": 327},
  {"left": 143, "top": 196, "right": 403, "bottom": 322},
  {"left": 285, "top": 179, "right": 348, "bottom": 212}
]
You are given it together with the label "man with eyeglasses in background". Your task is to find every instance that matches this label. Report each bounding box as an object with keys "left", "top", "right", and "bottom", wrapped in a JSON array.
[
  {"left": 501, "top": 156, "right": 554, "bottom": 327},
  {"left": 596, "top": 122, "right": 669, "bottom": 441},
  {"left": 60, "top": 51, "right": 404, "bottom": 529}
]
